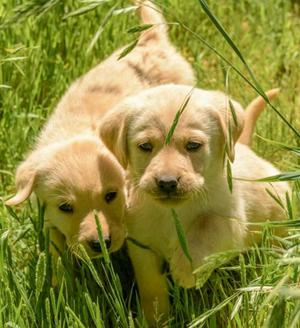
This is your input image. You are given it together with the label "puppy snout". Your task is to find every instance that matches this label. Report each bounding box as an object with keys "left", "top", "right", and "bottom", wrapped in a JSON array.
[
  {"left": 88, "top": 237, "right": 111, "bottom": 253},
  {"left": 156, "top": 175, "right": 178, "bottom": 193}
]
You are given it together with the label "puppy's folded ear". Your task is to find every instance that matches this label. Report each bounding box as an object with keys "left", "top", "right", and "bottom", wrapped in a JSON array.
[
  {"left": 212, "top": 97, "right": 244, "bottom": 162},
  {"left": 99, "top": 103, "right": 133, "bottom": 168},
  {"left": 5, "top": 154, "right": 38, "bottom": 206}
]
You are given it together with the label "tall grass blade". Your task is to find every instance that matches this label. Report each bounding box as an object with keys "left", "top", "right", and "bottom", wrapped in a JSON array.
[
  {"left": 127, "top": 23, "right": 153, "bottom": 33},
  {"left": 226, "top": 159, "right": 233, "bottom": 192},
  {"left": 188, "top": 292, "right": 240, "bottom": 328},
  {"left": 289, "top": 302, "right": 300, "bottom": 328},
  {"left": 264, "top": 298, "right": 286, "bottom": 328},
  {"left": 194, "top": 250, "right": 240, "bottom": 288},
  {"left": 45, "top": 298, "right": 52, "bottom": 328},
  {"left": 165, "top": 89, "right": 193, "bottom": 144},
  {"left": 258, "top": 172, "right": 300, "bottom": 182},
  {"left": 194, "top": 0, "right": 300, "bottom": 138},
  {"left": 257, "top": 136, "right": 300, "bottom": 155},
  {"left": 65, "top": 306, "right": 86, "bottom": 328},
  {"left": 171, "top": 208, "right": 192, "bottom": 264},
  {"left": 35, "top": 252, "right": 47, "bottom": 299},
  {"left": 1, "top": 0, "right": 60, "bottom": 25},
  {"left": 197, "top": 0, "right": 262, "bottom": 91},
  {"left": 265, "top": 188, "right": 285, "bottom": 210},
  {"left": 63, "top": 1, "right": 111, "bottom": 19},
  {"left": 94, "top": 210, "right": 110, "bottom": 264},
  {"left": 87, "top": 3, "right": 118, "bottom": 53},
  {"left": 118, "top": 39, "right": 139, "bottom": 60}
]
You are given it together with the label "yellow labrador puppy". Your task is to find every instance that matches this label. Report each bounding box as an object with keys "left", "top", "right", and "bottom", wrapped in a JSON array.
[
  {"left": 99, "top": 84, "right": 289, "bottom": 324},
  {"left": 5, "top": 2, "right": 195, "bottom": 264}
]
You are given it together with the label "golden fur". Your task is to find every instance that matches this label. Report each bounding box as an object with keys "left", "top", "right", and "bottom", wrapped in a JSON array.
[
  {"left": 5, "top": 2, "right": 195, "bottom": 263},
  {"left": 99, "top": 84, "right": 290, "bottom": 325}
]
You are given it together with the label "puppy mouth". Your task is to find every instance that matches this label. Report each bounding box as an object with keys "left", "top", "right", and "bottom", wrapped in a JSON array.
[
  {"left": 152, "top": 191, "right": 189, "bottom": 204},
  {"left": 76, "top": 243, "right": 120, "bottom": 259}
]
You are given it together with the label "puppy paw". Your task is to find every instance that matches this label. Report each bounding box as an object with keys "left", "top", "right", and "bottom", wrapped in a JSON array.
[{"left": 169, "top": 251, "right": 195, "bottom": 288}]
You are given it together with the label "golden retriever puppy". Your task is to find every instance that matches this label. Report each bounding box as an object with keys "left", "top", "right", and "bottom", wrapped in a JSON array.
[
  {"left": 99, "top": 84, "right": 289, "bottom": 324},
  {"left": 5, "top": 2, "right": 195, "bottom": 265}
]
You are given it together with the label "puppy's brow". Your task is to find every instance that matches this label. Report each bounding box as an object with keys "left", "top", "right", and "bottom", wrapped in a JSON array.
[
  {"left": 134, "top": 116, "right": 166, "bottom": 135},
  {"left": 184, "top": 122, "right": 204, "bottom": 130},
  {"left": 47, "top": 189, "right": 75, "bottom": 204}
]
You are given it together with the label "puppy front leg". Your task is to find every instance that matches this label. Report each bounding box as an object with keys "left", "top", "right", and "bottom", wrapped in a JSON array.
[
  {"left": 128, "top": 242, "right": 170, "bottom": 327},
  {"left": 170, "top": 215, "right": 246, "bottom": 288}
]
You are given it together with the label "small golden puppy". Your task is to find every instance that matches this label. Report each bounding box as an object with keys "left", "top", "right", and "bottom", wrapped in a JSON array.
[
  {"left": 5, "top": 2, "right": 195, "bottom": 263},
  {"left": 100, "top": 84, "right": 290, "bottom": 324}
]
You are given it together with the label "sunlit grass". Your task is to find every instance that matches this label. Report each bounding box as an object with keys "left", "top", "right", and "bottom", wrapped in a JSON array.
[{"left": 0, "top": 0, "right": 299, "bottom": 327}]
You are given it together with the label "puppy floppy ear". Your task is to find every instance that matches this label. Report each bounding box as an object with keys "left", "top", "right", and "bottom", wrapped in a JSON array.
[
  {"left": 213, "top": 97, "right": 244, "bottom": 162},
  {"left": 5, "top": 154, "right": 38, "bottom": 206},
  {"left": 99, "top": 103, "right": 133, "bottom": 168}
]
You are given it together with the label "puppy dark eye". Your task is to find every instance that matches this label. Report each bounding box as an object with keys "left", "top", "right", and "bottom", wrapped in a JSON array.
[
  {"left": 139, "top": 142, "right": 153, "bottom": 152},
  {"left": 58, "top": 203, "right": 73, "bottom": 213},
  {"left": 105, "top": 191, "right": 117, "bottom": 203},
  {"left": 186, "top": 141, "right": 202, "bottom": 152}
]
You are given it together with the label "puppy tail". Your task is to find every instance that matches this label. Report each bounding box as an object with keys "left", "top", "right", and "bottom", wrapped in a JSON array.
[
  {"left": 134, "top": 0, "right": 168, "bottom": 43},
  {"left": 238, "top": 88, "right": 280, "bottom": 146}
]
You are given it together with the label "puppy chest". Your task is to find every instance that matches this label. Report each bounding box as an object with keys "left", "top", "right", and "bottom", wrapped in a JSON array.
[{"left": 126, "top": 211, "right": 180, "bottom": 258}]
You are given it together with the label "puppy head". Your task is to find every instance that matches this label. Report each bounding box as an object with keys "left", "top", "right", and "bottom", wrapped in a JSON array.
[
  {"left": 100, "top": 84, "right": 244, "bottom": 206},
  {"left": 5, "top": 136, "right": 126, "bottom": 256}
]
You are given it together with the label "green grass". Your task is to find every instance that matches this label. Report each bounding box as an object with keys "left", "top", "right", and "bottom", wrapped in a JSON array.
[{"left": 0, "top": 0, "right": 300, "bottom": 327}]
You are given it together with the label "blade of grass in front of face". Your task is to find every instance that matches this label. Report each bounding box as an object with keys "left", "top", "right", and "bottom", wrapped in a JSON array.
[
  {"left": 165, "top": 88, "right": 193, "bottom": 145},
  {"left": 94, "top": 210, "right": 110, "bottom": 264},
  {"left": 76, "top": 245, "right": 105, "bottom": 288},
  {"left": 223, "top": 66, "right": 237, "bottom": 126},
  {"left": 223, "top": 65, "right": 235, "bottom": 182}
]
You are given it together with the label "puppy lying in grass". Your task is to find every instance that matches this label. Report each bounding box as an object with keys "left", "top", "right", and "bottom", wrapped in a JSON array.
[
  {"left": 99, "top": 85, "right": 290, "bottom": 325},
  {"left": 5, "top": 2, "right": 195, "bottom": 266}
]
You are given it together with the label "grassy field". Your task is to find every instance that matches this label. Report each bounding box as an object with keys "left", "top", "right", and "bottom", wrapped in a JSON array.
[{"left": 0, "top": 0, "right": 299, "bottom": 327}]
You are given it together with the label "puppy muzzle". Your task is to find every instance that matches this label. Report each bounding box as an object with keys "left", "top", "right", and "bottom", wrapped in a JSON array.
[{"left": 156, "top": 175, "right": 179, "bottom": 194}]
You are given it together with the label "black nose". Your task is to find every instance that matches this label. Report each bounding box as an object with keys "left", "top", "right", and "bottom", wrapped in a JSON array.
[
  {"left": 104, "top": 237, "right": 111, "bottom": 250},
  {"left": 88, "top": 237, "right": 111, "bottom": 253},
  {"left": 157, "top": 176, "right": 178, "bottom": 193}
]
